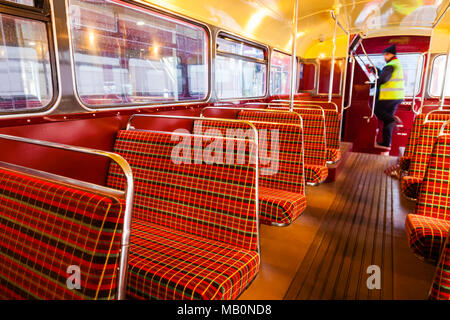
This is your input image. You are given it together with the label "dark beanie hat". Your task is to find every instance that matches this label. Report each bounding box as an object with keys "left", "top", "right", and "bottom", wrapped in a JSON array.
[{"left": 383, "top": 44, "right": 397, "bottom": 55}]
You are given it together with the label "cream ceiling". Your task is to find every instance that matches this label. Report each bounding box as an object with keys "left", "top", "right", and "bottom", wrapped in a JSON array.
[{"left": 139, "top": 0, "right": 450, "bottom": 58}]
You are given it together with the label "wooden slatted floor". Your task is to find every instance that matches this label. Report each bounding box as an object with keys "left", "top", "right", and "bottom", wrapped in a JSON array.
[{"left": 241, "top": 152, "right": 437, "bottom": 300}]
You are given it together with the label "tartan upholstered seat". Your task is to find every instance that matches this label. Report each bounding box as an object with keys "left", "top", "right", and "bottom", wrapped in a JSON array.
[
  {"left": 193, "top": 118, "right": 306, "bottom": 225},
  {"left": 429, "top": 228, "right": 450, "bottom": 300},
  {"left": 405, "top": 215, "right": 450, "bottom": 262},
  {"left": 292, "top": 105, "right": 342, "bottom": 163},
  {"left": 238, "top": 110, "right": 328, "bottom": 185},
  {"left": 0, "top": 166, "right": 125, "bottom": 299},
  {"left": 321, "top": 110, "right": 341, "bottom": 163},
  {"left": 405, "top": 135, "right": 450, "bottom": 262},
  {"left": 107, "top": 130, "right": 259, "bottom": 300},
  {"left": 385, "top": 114, "right": 426, "bottom": 178},
  {"left": 400, "top": 116, "right": 450, "bottom": 199},
  {"left": 399, "top": 114, "right": 426, "bottom": 172}
]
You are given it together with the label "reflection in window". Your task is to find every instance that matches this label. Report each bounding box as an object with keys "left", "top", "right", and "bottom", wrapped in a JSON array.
[
  {"left": 4, "top": 0, "right": 35, "bottom": 6},
  {"left": 429, "top": 55, "right": 450, "bottom": 97},
  {"left": 355, "top": 53, "right": 424, "bottom": 96},
  {"left": 69, "top": 0, "right": 208, "bottom": 107},
  {"left": 0, "top": 13, "right": 53, "bottom": 112},
  {"left": 270, "top": 51, "right": 291, "bottom": 95},
  {"left": 215, "top": 34, "right": 267, "bottom": 99}
]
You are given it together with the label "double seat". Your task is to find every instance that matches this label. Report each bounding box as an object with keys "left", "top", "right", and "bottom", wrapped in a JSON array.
[
  {"left": 269, "top": 99, "right": 342, "bottom": 163},
  {"left": 193, "top": 112, "right": 307, "bottom": 226},
  {"left": 107, "top": 129, "right": 260, "bottom": 299},
  {"left": 405, "top": 133, "right": 450, "bottom": 263},
  {"left": 400, "top": 113, "right": 450, "bottom": 200}
]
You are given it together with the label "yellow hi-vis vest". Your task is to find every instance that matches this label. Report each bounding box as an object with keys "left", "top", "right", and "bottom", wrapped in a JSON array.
[{"left": 379, "top": 58, "right": 405, "bottom": 100}]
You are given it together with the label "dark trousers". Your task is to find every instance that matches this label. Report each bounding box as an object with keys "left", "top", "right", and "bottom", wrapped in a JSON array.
[{"left": 374, "top": 99, "right": 403, "bottom": 147}]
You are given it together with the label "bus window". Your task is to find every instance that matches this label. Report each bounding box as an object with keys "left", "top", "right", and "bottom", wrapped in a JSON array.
[
  {"left": 0, "top": 13, "right": 53, "bottom": 112},
  {"left": 355, "top": 53, "right": 424, "bottom": 97},
  {"left": 4, "top": 0, "right": 35, "bottom": 5},
  {"left": 68, "top": 0, "right": 209, "bottom": 107},
  {"left": 215, "top": 33, "right": 267, "bottom": 99},
  {"left": 270, "top": 50, "right": 291, "bottom": 95},
  {"left": 429, "top": 55, "right": 450, "bottom": 97}
]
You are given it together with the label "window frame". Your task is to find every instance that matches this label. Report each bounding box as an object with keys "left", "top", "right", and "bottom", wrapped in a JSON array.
[
  {"left": 66, "top": 0, "right": 212, "bottom": 111},
  {"left": 298, "top": 60, "right": 318, "bottom": 93},
  {"left": 215, "top": 30, "right": 269, "bottom": 101},
  {"left": 269, "top": 48, "right": 292, "bottom": 96},
  {"left": 354, "top": 52, "right": 425, "bottom": 97},
  {"left": 0, "top": 0, "right": 59, "bottom": 117},
  {"left": 428, "top": 54, "right": 449, "bottom": 98}
]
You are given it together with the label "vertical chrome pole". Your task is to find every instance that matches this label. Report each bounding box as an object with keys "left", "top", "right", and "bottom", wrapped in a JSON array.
[
  {"left": 421, "top": 28, "right": 435, "bottom": 113},
  {"left": 411, "top": 52, "right": 425, "bottom": 114},
  {"left": 328, "top": 10, "right": 338, "bottom": 103},
  {"left": 440, "top": 36, "right": 450, "bottom": 110},
  {"left": 289, "top": 0, "right": 300, "bottom": 112}
]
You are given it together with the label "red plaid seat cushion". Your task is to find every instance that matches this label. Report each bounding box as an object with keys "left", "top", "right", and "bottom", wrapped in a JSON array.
[
  {"left": 405, "top": 214, "right": 450, "bottom": 262},
  {"left": 0, "top": 166, "right": 125, "bottom": 300},
  {"left": 400, "top": 176, "right": 422, "bottom": 200},
  {"left": 193, "top": 119, "right": 306, "bottom": 226},
  {"left": 127, "top": 220, "right": 259, "bottom": 300},
  {"left": 107, "top": 130, "right": 259, "bottom": 300},
  {"left": 259, "top": 187, "right": 307, "bottom": 225},
  {"left": 398, "top": 156, "right": 411, "bottom": 172},
  {"left": 326, "top": 148, "right": 341, "bottom": 164},
  {"left": 430, "top": 229, "right": 450, "bottom": 300},
  {"left": 305, "top": 164, "right": 329, "bottom": 185}
]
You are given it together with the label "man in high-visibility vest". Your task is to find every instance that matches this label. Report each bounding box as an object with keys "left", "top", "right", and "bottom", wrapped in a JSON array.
[{"left": 373, "top": 44, "right": 405, "bottom": 149}]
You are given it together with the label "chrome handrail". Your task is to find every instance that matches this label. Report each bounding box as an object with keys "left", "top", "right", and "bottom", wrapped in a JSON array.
[
  {"left": 0, "top": 134, "right": 134, "bottom": 300},
  {"left": 199, "top": 106, "right": 304, "bottom": 130},
  {"left": 271, "top": 99, "right": 339, "bottom": 113},
  {"left": 439, "top": 119, "right": 450, "bottom": 136},
  {"left": 359, "top": 39, "right": 378, "bottom": 122},
  {"left": 344, "top": 54, "right": 356, "bottom": 110},
  {"left": 125, "top": 114, "right": 262, "bottom": 253},
  {"left": 411, "top": 52, "right": 427, "bottom": 115}
]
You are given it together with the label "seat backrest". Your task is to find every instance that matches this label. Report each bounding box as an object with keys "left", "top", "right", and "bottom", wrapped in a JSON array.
[
  {"left": 289, "top": 109, "right": 326, "bottom": 166},
  {"left": 416, "top": 135, "right": 450, "bottom": 221},
  {"left": 107, "top": 130, "right": 259, "bottom": 252},
  {"left": 0, "top": 166, "right": 125, "bottom": 300},
  {"left": 403, "top": 114, "right": 425, "bottom": 159},
  {"left": 429, "top": 228, "right": 450, "bottom": 300},
  {"left": 409, "top": 115, "right": 450, "bottom": 179},
  {"left": 238, "top": 109, "right": 325, "bottom": 167},
  {"left": 193, "top": 119, "right": 305, "bottom": 195}
]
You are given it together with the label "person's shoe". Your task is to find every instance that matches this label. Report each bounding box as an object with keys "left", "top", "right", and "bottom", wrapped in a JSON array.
[{"left": 374, "top": 142, "right": 391, "bottom": 150}]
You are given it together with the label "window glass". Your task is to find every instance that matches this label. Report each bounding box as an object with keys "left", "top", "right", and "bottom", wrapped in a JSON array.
[
  {"left": 356, "top": 53, "right": 424, "bottom": 96},
  {"left": 270, "top": 51, "right": 291, "bottom": 95},
  {"left": 0, "top": 13, "right": 53, "bottom": 112},
  {"left": 215, "top": 34, "right": 267, "bottom": 99},
  {"left": 4, "top": 0, "right": 35, "bottom": 6},
  {"left": 69, "top": 0, "right": 208, "bottom": 107},
  {"left": 429, "top": 55, "right": 450, "bottom": 97},
  {"left": 216, "top": 36, "right": 264, "bottom": 60}
]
